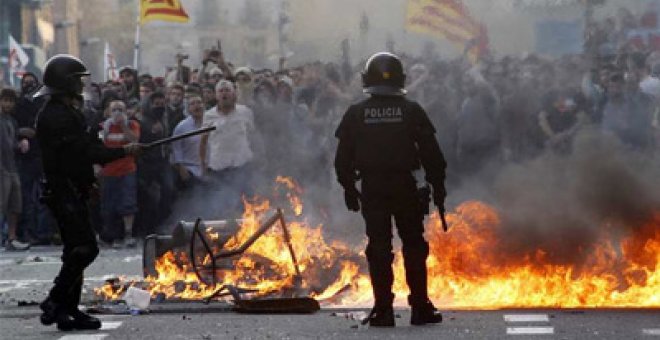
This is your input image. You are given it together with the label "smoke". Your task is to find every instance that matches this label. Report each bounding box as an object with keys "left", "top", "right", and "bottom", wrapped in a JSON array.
[
  {"left": 160, "top": 101, "right": 364, "bottom": 246},
  {"left": 469, "top": 128, "right": 660, "bottom": 265}
]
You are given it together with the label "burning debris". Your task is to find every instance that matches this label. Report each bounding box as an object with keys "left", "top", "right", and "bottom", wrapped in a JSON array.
[{"left": 95, "top": 176, "right": 659, "bottom": 310}]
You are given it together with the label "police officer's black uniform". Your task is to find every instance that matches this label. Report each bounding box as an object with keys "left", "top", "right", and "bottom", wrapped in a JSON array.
[
  {"left": 334, "top": 52, "right": 447, "bottom": 327},
  {"left": 35, "top": 55, "right": 135, "bottom": 331}
]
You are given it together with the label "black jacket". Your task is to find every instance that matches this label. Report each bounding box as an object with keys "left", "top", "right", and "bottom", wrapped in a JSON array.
[
  {"left": 36, "top": 97, "right": 125, "bottom": 192},
  {"left": 334, "top": 95, "right": 446, "bottom": 190}
]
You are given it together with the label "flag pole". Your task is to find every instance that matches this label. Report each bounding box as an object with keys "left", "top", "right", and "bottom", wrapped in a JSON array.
[
  {"left": 104, "top": 42, "right": 109, "bottom": 82},
  {"left": 133, "top": 2, "right": 141, "bottom": 71}
]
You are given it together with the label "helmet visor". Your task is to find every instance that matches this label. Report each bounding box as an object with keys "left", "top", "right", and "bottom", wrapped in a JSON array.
[{"left": 364, "top": 85, "right": 407, "bottom": 96}]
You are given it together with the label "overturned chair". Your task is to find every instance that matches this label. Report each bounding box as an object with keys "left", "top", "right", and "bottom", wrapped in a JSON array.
[{"left": 143, "top": 208, "right": 320, "bottom": 313}]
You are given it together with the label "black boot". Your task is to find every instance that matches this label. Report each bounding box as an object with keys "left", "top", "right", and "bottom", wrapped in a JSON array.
[
  {"left": 410, "top": 300, "right": 442, "bottom": 326},
  {"left": 39, "top": 298, "right": 75, "bottom": 331},
  {"left": 362, "top": 306, "right": 395, "bottom": 327},
  {"left": 68, "top": 308, "right": 102, "bottom": 330},
  {"left": 64, "top": 277, "right": 101, "bottom": 330}
]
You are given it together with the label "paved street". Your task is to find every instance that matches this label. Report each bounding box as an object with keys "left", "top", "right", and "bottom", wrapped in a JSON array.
[{"left": 1, "top": 246, "right": 658, "bottom": 340}]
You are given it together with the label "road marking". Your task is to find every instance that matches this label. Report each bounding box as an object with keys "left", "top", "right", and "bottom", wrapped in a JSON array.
[
  {"left": 504, "top": 314, "right": 550, "bottom": 323},
  {"left": 59, "top": 334, "right": 108, "bottom": 340},
  {"left": 507, "top": 327, "right": 554, "bottom": 335},
  {"left": 643, "top": 329, "right": 660, "bottom": 336},
  {"left": 17, "top": 261, "right": 62, "bottom": 266},
  {"left": 100, "top": 321, "right": 123, "bottom": 330},
  {"left": 0, "top": 275, "right": 141, "bottom": 284}
]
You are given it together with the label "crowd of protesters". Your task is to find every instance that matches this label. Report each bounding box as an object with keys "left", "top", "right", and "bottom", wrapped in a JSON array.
[{"left": 2, "top": 5, "right": 660, "bottom": 251}]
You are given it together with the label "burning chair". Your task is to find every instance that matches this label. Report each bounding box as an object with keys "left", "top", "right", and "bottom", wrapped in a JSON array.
[{"left": 143, "top": 208, "right": 320, "bottom": 313}]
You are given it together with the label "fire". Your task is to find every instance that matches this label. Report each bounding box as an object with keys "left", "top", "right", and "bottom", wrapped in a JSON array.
[
  {"left": 96, "top": 177, "right": 659, "bottom": 309},
  {"left": 275, "top": 176, "right": 304, "bottom": 216},
  {"left": 327, "top": 201, "right": 659, "bottom": 308}
]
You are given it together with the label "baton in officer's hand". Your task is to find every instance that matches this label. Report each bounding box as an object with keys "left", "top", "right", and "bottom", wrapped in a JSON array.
[
  {"left": 144, "top": 126, "right": 216, "bottom": 150},
  {"left": 439, "top": 207, "right": 449, "bottom": 232}
]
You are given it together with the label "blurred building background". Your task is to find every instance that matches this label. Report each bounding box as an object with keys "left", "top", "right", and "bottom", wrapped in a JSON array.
[{"left": 1, "top": 0, "right": 658, "bottom": 85}]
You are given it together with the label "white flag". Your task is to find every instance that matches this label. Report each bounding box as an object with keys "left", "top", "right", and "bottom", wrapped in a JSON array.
[
  {"left": 8, "top": 34, "right": 29, "bottom": 85},
  {"left": 104, "top": 42, "right": 119, "bottom": 82}
]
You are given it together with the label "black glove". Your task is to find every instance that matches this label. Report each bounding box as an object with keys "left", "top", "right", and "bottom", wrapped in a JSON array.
[
  {"left": 432, "top": 186, "right": 446, "bottom": 212},
  {"left": 344, "top": 187, "right": 361, "bottom": 212}
]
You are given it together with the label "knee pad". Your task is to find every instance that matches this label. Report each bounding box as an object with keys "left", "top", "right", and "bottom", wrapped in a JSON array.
[
  {"left": 69, "top": 244, "right": 99, "bottom": 267},
  {"left": 402, "top": 240, "right": 429, "bottom": 261},
  {"left": 366, "top": 243, "right": 394, "bottom": 264}
]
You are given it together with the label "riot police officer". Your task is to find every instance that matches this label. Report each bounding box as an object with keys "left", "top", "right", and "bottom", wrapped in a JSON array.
[
  {"left": 35, "top": 55, "right": 142, "bottom": 331},
  {"left": 334, "top": 52, "right": 447, "bottom": 327}
]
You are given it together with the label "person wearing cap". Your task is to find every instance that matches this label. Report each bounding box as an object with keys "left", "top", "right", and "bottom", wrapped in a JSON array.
[
  {"left": 234, "top": 67, "right": 255, "bottom": 107},
  {"left": 34, "top": 54, "right": 142, "bottom": 331},
  {"left": 206, "top": 67, "right": 224, "bottom": 87},
  {"left": 334, "top": 52, "right": 446, "bottom": 327},
  {"left": 0, "top": 88, "right": 30, "bottom": 251}
]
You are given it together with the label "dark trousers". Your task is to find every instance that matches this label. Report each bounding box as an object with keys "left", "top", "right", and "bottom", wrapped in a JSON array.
[
  {"left": 45, "top": 182, "right": 99, "bottom": 308},
  {"left": 17, "top": 157, "right": 54, "bottom": 242},
  {"left": 360, "top": 173, "right": 430, "bottom": 308},
  {"left": 135, "top": 162, "right": 175, "bottom": 236}
]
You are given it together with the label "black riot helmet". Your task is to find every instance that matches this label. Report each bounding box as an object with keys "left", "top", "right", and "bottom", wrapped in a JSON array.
[
  {"left": 361, "top": 52, "right": 406, "bottom": 96},
  {"left": 34, "top": 54, "right": 90, "bottom": 98}
]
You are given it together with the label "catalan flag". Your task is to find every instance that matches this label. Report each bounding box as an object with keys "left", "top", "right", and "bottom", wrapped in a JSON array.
[
  {"left": 406, "top": 0, "right": 489, "bottom": 62},
  {"left": 140, "top": 0, "right": 189, "bottom": 25}
]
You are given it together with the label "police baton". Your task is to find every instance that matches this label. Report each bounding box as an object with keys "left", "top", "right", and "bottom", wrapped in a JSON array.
[
  {"left": 439, "top": 208, "right": 449, "bottom": 232},
  {"left": 144, "top": 126, "right": 216, "bottom": 150}
]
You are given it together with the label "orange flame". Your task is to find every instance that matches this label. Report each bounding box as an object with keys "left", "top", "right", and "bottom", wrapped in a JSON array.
[
  {"left": 96, "top": 178, "right": 659, "bottom": 309},
  {"left": 275, "top": 176, "right": 304, "bottom": 216}
]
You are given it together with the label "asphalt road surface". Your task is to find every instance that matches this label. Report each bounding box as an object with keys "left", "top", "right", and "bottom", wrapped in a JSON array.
[{"left": 1, "top": 246, "right": 658, "bottom": 340}]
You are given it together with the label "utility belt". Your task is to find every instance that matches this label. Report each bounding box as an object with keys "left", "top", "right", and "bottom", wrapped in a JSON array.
[
  {"left": 358, "top": 169, "right": 431, "bottom": 215},
  {"left": 39, "top": 177, "right": 91, "bottom": 205},
  {"left": 417, "top": 184, "right": 431, "bottom": 216}
]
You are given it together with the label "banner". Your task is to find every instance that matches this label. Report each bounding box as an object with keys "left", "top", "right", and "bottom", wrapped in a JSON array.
[
  {"left": 104, "top": 42, "right": 119, "bottom": 82},
  {"left": 8, "top": 34, "right": 29, "bottom": 85},
  {"left": 140, "top": 0, "right": 189, "bottom": 25},
  {"left": 405, "top": 0, "right": 489, "bottom": 62}
]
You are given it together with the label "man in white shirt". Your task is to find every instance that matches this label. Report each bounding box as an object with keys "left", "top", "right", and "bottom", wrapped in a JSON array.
[{"left": 200, "top": 80, "right": 257, "bottom": 217}]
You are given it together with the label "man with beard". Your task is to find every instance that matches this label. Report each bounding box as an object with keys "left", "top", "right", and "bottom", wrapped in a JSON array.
[
  {"left": 201, "top": 84, "right": 217, "bottom": 110},
  {"left": 334, "top": 52, "right": 446, "bottom": 327},
  {"left": 200, "top": 80, "right": 257, "bottom": 218},
  {"left": 119, "top": 66, "right": 140, "bottom": 104},
  {"left": 34, "top": 55, "right": 142, "bottom": 331},
  {"left": 165, "top": 83, "right": 185, "bottom": 135},
  {"left": 15, "top": 73, "right": 53, "bottom": 244}
]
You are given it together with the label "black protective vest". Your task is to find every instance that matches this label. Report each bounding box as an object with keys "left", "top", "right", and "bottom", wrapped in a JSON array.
[{"left": 336, "top": 96, "right": 435, "bottom": 174}]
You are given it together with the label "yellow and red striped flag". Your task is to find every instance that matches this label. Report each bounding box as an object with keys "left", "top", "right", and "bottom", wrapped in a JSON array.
[
  {"left": 140, "top": 0, "right": 189, "bottom": 25},
  {"left": 406, "top": 0, "right": 489, "bottom": 62}
]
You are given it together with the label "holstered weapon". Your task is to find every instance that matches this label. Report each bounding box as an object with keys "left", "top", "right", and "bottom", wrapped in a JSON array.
[{"left": 417, "top": 184, "right": 431, "bottom": 216}]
